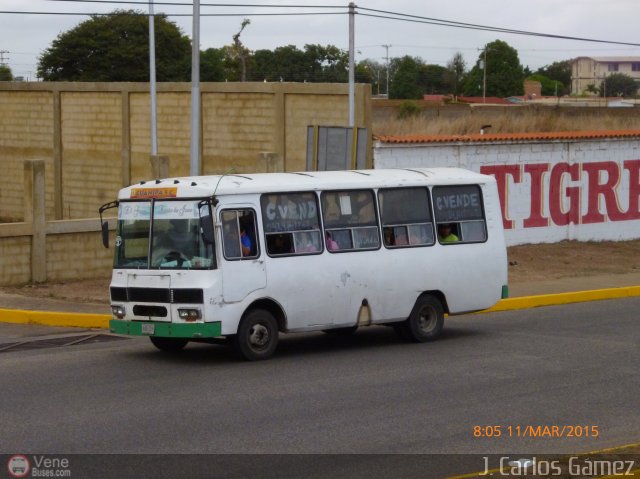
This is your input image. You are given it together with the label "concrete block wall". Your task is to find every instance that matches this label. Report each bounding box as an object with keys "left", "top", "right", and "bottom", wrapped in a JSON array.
[
  {"left": 202, "top": 92, "right": 277, "bottom": 174},
  {"left": 0, "top": 236, "right": 32, "bottom": 285},
  {"left": 0, "top": 91, "right": 54, "bottom": 222},
  {"left": 46, "top": 231, "right": 113, "bottom": 282},
  {"left": 0, "top": 81, "right": 372, "bottom": 286},
  {"left": 374, "top": 135, "right": 640, "bottom": 245},
  {"left": 61, "top": 92, "right": 123, "bottom": 219}
]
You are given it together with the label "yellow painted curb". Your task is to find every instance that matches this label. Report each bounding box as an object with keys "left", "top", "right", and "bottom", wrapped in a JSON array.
[
  {"left": 0, "top": 285, "right": 639, "bottom": 330},
  {"left": 485, "top": 285, "right": 640, "bottom": 313},
  {"left": 0, "top": 308, "right": 110, "bottom": 329}
]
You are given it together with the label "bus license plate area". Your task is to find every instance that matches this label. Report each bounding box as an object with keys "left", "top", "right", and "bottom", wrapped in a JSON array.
[{"left": 141, "top": 323, "right": 155, "bottom": 335}]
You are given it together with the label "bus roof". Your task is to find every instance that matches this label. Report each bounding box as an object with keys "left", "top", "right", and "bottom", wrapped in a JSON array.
[{"left": 118, "top": 167, "right": 494, "bottom": 200}]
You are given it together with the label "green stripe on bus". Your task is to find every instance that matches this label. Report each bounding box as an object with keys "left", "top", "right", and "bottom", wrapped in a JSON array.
[{"left": 110, "top": 320, "right": 222, "bottom": 338}]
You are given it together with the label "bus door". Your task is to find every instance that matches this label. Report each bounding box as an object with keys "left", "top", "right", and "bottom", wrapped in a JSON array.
[{"left": 219, "top": 208, "right": 266, "bottom": 303}]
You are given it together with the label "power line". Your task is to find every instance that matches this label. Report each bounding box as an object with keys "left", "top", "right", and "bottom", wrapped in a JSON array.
[
  {"left": 43, "top": 0, "right": 345, "bottom": 7},
  {"left": 0, "top": 10, "right": 345, "bottom": 16},
  {"left": 356, "top": 7, "right": 640, "bottom": 48}
]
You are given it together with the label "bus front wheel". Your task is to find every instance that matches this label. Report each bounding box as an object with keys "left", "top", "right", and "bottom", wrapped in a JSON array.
[
  {"left": 149, "top": 336, "right": 189, "bottom": 352},
  {"left": 397, "top": 295, "right": 444, "bottom": 343},
  {"left": 233, "top": 309, "right": 279, "bottom": 361}
]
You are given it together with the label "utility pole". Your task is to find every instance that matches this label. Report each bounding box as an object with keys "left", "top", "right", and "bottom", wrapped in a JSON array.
[
  {"left": 348, "top": 2, "right": 355, "bottom": 127},
  {"left": 0, "top": 50, "right": 9, "bottom": 66},
  {"left": 190, "top": 0, "right": 201, "bottom": 176},
  {"left": 148, "top": 1, "right": 158, "bottom": 157},
  {"left": 382, "top": 44, "right": 391, "bottom": 97},
  {"left": 481, "top": 47, "right": 487, "bottom": 103}
]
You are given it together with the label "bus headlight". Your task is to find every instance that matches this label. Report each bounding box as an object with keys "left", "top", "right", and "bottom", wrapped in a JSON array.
[
  {"left": 178, "top": 308, "right": 201, "bottom": 322},
  {"left": 111, "top": 305, "right": 126, "bottom": 319}
]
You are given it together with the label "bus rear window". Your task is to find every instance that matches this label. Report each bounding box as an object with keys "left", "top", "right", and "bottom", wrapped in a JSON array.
[{"left": 432, "top": 185, "right": 487, "bottom": 244}]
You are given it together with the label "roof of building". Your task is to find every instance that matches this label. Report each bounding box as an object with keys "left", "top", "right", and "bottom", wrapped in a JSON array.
[
  {"left": 574, "top": 56, "right": 640, "bottom": 63},
  {"left": 375, "top": 130, "right": 640, "bottom": 144}
]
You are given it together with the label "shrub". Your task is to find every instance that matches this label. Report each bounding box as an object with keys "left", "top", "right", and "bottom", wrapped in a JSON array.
[{"left": 397, "top": 100, "right": 422, "bottom": 119}]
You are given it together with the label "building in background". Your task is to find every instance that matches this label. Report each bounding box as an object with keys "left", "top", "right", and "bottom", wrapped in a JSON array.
[{"left": 571, "top": 56, "right": 640, "bottom": 95}]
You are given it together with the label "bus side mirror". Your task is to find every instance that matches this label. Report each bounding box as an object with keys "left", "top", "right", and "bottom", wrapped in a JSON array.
[
  {"left": 200, "top": 215, "right": 214, "bottom": 245},
  {"left": 98, "top": 200, "right": 118, "bottom": 249},
  {"left": 101, "top": 221, "right": 110, "bottom": 248}
]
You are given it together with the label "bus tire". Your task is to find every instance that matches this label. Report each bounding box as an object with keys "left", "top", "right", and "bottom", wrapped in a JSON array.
[
  {"left": 399, "top": 295, "right": 444, "bottom": 343},
  {"left": 149, "top": 336, "right": 189, "bottom": 352},
  {"left": 233, "top": 309, "right": 279, "bottom": 361}
]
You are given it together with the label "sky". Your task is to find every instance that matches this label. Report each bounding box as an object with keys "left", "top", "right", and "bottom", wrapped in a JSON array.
[{"left": 1, "top": 0, "right": 639, "bottom": 80}]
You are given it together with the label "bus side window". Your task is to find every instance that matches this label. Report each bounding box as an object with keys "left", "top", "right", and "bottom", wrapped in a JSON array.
[
  {"left": 378, "top": 187, "right": 434, "bottom": 248},
  {"left": 221, "top": 209, "right": 259, "bottom": 259},
  {"left": 321, "top": 190, "right": 380, "bottom": 252},
  {"left": 432, "top": 185, "right": 487, "bottom": 244},
  {"left": 260, "top": 192, "right": 322, "bottom": 257}
]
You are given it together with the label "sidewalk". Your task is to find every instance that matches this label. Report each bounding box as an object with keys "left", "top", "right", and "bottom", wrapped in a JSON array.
[{"left": 1, "top": 272, "right": 640, "bottom": 342}]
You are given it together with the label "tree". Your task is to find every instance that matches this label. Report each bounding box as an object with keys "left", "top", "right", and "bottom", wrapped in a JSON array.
[
  {"left": 200, "top": 48, "right": 225, "bottom": 82},
  {"left": 357, "top": 59, "right": 384, "bottom": 94},
  {"left": 527, "top": 73, "right": 563, "bottom": 96},
  {"left": 250, "top": 45, "right": 308, "bottom": 81},
  {"left": 536, "top": 60, "right": 571, "bottom": 95},
  {"left": 0, "top": 65, "right": 13, "bottom": 81},
  {"left": 601, "top": 73, "right": 638, "bottom": 97},
  {"left": 303, "top": 44, "right": 349, "bottom": 82},
  {"left": 37, "top": 10, "right": 191, "bottom": 81},
  {"left": 389, "top": 56, "right": 424, "bottom": 99},
  {"left": 230, "top": 19, "right": 251, "bottom": 82},
  {"left": 444, "top": 52, "right": 466, "bottom": 96},
  {"left": 463, "top": 40, "right": 524, "bottom": 97},
  {"left": 421, "top": 64, "right": 448, "bottom": 94}
]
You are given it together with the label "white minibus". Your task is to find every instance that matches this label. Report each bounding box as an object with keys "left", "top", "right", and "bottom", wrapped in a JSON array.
[{"left": 100, "top": 168, "right": 508, "bottom": 360}]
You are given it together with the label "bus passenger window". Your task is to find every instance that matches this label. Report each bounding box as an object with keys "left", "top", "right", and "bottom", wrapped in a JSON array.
[
  {"left": 378, "top": 187, "right": 434, "bottom": 248},
  {"left": 321, "top": 190, "right": 380, "bottom": 252},
  {"left": 432, "top": 185, "right": 487, "bottom": 244},
  {"left": 260, "top": 192, "right": 322, "bottom": 257}
]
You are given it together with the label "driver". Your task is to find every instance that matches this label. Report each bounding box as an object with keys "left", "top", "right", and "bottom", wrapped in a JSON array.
[{"left": 155, "top": 219, "right": 196, "bottom": 266}]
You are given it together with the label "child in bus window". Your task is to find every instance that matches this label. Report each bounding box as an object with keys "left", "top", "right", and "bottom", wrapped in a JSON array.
[{"left": 438, "top": 223, "right": 459, "bottom": 243}]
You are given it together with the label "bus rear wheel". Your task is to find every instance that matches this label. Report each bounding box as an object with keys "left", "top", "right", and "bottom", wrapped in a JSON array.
[
  {"left": 149, "top": 336, "right": 189, "bottom": 352},
  {"left": 397, "top": 295, "right": 444, "bottom": 343},
  {"left": 233, "top": 309, "right": 279, "bottom": 361}
]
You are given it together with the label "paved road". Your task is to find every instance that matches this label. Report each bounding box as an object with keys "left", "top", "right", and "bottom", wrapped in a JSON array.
[{"left": 1, "top": 298, "right": 639, "bottom": 477}]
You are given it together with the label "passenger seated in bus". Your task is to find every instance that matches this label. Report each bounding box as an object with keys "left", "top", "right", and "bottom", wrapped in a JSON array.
[
  {"left": 297, "top": 232, "right": 318, "bottom": 252},
  {"left": 325, "top": 231, "right": 339, "bottom": 251},
  {"left": 438, "top": 223, "right": 459, "bottom": 243},
  {"left": 394, "top": 227, "right": 409, "bottom": 246},
  {"left": 383, "top": 227, "right": 395, "bottom": 246},
  {"left": 268, "top": 234, "right": 293, "bottom": 255},
  {"left": 240, "top": 226, "right": 253, "bottom": 256}
]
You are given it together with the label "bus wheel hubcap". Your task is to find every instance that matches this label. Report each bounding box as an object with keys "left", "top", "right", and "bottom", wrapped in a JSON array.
[
  {"left": 249, "top": 324, "right": 269, "bottom": 348},
  {"left": 418, "top": 307, "right": 437, "bottom": 332}
]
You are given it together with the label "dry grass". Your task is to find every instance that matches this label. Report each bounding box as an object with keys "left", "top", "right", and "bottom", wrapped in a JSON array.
[{"left": 373, "top": 110, "right": 640, "bottom": 136}]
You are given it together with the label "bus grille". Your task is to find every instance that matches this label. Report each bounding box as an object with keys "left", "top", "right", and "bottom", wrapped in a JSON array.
[{"left": 110, "top": 287, "right": 203, "bottom": 304}]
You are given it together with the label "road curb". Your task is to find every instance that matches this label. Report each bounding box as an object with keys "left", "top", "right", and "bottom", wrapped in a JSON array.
[
  {"left": 0, "top": 308, "right": 109, "bottom": 329},
  {"left": 484, "top": 285, "right": 640, "bottom": 313},
  {"left": 1, "top": 285, "right": 639, "bottom": 329}
]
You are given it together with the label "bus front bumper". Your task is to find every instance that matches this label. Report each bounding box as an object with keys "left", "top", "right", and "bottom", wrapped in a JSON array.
[{"left": 110, "top": 320, "right": 222, "bottom": 339}]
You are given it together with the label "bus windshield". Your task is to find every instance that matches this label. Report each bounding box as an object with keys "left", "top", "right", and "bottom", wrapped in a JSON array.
[{"left": 114, "top": 200, "right": 215, "bottom": 270}]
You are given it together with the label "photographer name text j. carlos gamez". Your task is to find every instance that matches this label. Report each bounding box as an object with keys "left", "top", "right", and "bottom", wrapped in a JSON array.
[{"left": 482, "top": 456, "right": 636, "bottom": 476}]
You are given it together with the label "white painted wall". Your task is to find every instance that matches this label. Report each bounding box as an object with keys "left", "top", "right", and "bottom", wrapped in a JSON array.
[{"left": 374, "top": 138, "right": 640, "bottom": 245}]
